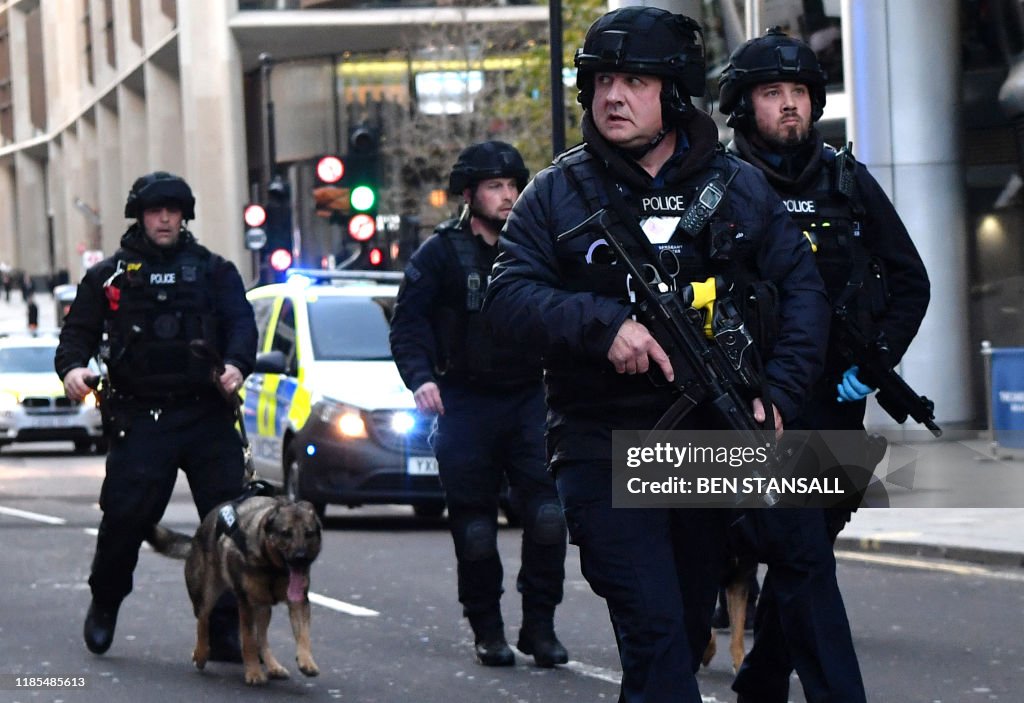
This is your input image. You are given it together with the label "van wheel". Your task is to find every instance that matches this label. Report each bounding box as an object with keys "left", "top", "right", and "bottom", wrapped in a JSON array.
[
  {"left": 284, "top": 447, "right": 326, "bottom": 519},
  {"left": 73, "top": 440, "right": 92, "bottom": 454}
]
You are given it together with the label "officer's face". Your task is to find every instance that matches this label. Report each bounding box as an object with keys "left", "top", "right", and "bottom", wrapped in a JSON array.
[
  {"left": 750, "top": 81, "right": 813, "bottom": 148},
  {"left": 592, "top": 72, "right": 664, "bottom": 149},
  {"left": 142, "top": 205, "right": 184, "bottom": 248},
  {"left": 466, "top": 177, "right": 519, "bottom": 224}
]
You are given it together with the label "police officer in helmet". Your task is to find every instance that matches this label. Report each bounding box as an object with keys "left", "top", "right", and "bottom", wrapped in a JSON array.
[
  {"left": 720, "top": 28, "right": 929, "bottom": 702},
  {"left": 389, "top": 142, "right": 569, "bottom": 668},
  {"left": 485, "top": 8, "right": 829, "bottom": 702},
  {"left": 56, "top": 171, "right": 258, "bottom": 660}
]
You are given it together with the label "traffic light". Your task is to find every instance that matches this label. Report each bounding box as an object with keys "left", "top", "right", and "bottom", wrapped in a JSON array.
[
  {"left": 243, "top": 202, "right": 268, "bottom": 252},
  {"left": 312, "top": 155, "right": 349, "bottom": 225},
  {"left": 263, "top": 175, "right": 293, "bottom": 283},
  {"left": 345, "top": 123, "right": 379, "bottom": 226}
]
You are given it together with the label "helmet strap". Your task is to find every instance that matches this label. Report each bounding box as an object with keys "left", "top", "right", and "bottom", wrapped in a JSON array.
[{"left": 619, "top": 127, "right": 671, "bottom": 161}]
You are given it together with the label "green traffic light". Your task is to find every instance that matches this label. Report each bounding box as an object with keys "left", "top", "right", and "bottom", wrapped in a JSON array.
[{"left": 350, "top": 185, "right": 376, "bottom": 212}]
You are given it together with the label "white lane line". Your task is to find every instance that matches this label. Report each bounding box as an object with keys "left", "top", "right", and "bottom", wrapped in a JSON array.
[
  {"left": 544, "top": 658, "right": 726, "bottom": 702},
  {"left": 836, "top": 550, "right": 1024, "bottom": 582},
  {"left": 0, "top": 505, "right": 67, "bottom": 525},
  {"left": 308, "top": 591, "right": 380, "bottom": 617},
  {"left": 561, "top": 660, "right": 621, "bottom": 685}
]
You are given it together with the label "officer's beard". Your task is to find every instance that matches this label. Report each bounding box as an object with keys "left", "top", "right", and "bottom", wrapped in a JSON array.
[{"left": 467, "top": 200, "right": 508, "bottom": 235}]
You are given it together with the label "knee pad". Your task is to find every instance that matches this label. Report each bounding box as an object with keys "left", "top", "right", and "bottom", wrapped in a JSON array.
[
  {"left": 530, "top": 502, "right": 566, "bottom": 545},
  {"left": 463, "top": 519, "right": 498, "bottom": 561}
]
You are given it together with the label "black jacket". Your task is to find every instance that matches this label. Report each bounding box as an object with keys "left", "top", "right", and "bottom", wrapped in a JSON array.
[
  {"left": 55, "top": 226, "right": 257, "bottom": 392},
  {"left": 390, "top": 216, "right": 542, "bottom": 392},
  {"left": 484, "top": 111, "right": 829, "bottom": 455},
  {"left": 729, "top": 130, "right": 930, "bottom": 371}
]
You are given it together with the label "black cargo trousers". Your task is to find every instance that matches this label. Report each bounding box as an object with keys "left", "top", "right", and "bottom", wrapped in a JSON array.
[
  {"left": 88, "top": 397, "right": 244, "bottom": 606},
  {"left": 429, "top": 383, "right": 566, "bottom": 631}
]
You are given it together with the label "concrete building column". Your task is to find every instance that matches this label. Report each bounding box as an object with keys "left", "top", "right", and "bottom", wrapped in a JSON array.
[
  {"left": 841, "top": 0, "right": 971, "bottom": 430},
  {"left": 0, "top": 164, "right": 16, "bottom": 265},
  {"left": 97, "top": 99, "right": 123, "bottom": 256},
  {"left": 143, "top": 61, "right": 184, "bottom": 176},
  {"left": 13, "top": 152, "right": 47, "bottom": 275},
  {"left": 177, "top": 2, "right": 249, "bottom": 270}
]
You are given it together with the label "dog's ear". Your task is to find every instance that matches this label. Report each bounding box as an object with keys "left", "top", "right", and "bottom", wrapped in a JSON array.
[{"left": 296, "top": 501, "right": 322, "bottom": 523}]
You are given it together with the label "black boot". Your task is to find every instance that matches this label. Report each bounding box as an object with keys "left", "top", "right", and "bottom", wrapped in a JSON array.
[
  {"left": 207, "top": 605, "right": 243, "bottom": 663},
  {"left": 517, "top": 617, "right": 569, "bottom": 668},
  {"left": 470, "top": 613, "right": 514, "bottom": 667},
  {"left": 83, "top": 599, "right": 120, "bottom": 654}
]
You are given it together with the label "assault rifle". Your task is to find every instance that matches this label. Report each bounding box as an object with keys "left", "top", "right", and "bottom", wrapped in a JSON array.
[
  {"left": 558, "top": 208, "right": 781, "bottom": 505},
  {"left": 832, "top": 307, "right": 942, "bottom": 437}
]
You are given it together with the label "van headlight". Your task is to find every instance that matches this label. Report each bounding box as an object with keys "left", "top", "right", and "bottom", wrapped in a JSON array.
[{"left": 317, "top": 401, "right": 368, "bottom": 439}]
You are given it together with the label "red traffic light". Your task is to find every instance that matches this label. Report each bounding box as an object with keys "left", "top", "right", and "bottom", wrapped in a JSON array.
[
  {"left": 368, "top": 247, "right": 384, "bottom": 267},
  {"left": 348, "top": 213, "right": 377, "bottom": 241},
  {"left": 269, "top": 247, "right": 293, "bottom": 272},
  {"left": 243, "top": 203, "right": 267, "bottom": 228},
  {"left": 316, "top": 155, "right": 345, "bottom": 184}
]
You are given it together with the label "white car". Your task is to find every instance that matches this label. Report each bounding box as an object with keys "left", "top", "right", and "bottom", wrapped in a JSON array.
[{"left": 0, "top": 334, "right": 106, "bottom": 453}]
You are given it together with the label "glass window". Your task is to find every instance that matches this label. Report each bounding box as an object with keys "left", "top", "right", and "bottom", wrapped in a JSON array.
[
  {"left": 271, "top": 298, "right": 297, "bottom": 374},
  {"left": 307, "top": 295, "right": 394, "bottom": 361},
  {"left": 0, "top": 345, "right": 58, "bottom": 374}
]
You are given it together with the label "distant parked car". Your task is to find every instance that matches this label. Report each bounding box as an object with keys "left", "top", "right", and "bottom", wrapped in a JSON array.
[
  {"left": 0, "top": 333, "right": 105, "bottom": 453},
  {"left": 54, "top": 284, "right": 77, "bottom": 327}
]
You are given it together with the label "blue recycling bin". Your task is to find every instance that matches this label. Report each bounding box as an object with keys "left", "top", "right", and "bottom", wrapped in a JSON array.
[{"left": 986, "top": 346, "right": 1024, "bottom": 449}]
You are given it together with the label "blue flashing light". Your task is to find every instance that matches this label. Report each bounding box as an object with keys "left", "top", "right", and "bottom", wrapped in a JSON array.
[
  {"left": 305, "top": 444, "right": 317, "bottom": 456},
  {"left": 391, "top": 411, "right": 416, "bottom": 435}
]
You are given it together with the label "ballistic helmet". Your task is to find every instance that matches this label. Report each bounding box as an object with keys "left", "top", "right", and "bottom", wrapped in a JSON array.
[
  {"left": 124, "top": 171, "right": 196, "bottom": 220},
  {"left": 574, "top": 6, "right": 706, "bottom": 125},
  {"left": 448, "top": 141, "right": 529, "bottom": 195},
  {"left": 718, "top": 27, "right": 827, "bottom": 129}
]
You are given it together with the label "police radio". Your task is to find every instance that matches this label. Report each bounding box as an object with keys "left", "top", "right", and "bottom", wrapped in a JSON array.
[
  {"left": 679, "top": 178, "right": 727, "bottom": 238},
  {"left": 834, "top": 142, "right": 856, "bottom": 199}
]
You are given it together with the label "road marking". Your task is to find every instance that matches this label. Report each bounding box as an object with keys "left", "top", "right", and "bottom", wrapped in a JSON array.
[
  {"left": 0, "top": 505, "right": 67, "bottom": 525},
  {"left": 558, "top": 659, "right": 726, "bottom": 701},
  {"left": 308, "top": 591, "right": 380, "bottom": 617},
  {"left": 836, "top": 550, "right": 1024, "bottom": 582}
]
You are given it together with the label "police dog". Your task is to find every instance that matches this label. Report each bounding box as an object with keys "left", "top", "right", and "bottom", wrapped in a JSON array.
[
  {"left": 148, "top": 495, "right": 322, "bottom": 685},
  {"left": 702, "top": 560, "right": 756, "bottom": 673}
]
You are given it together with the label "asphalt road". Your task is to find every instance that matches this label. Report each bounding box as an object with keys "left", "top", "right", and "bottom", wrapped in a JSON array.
[{"left": 1, "top": 442, "right": 1021, "bottom": 702}]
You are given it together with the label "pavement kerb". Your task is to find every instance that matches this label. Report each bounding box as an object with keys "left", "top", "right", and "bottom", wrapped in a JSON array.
[{"left": 834, "top": 535, "right": 1024, "bottom": 569}]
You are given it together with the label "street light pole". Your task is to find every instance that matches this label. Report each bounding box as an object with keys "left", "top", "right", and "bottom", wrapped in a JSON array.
[
  {"left": 549, "top": 0, "right": 565, "bottom": 158},
  {"left": 260, "top": 52, "right": 278, "bottom": 181}
]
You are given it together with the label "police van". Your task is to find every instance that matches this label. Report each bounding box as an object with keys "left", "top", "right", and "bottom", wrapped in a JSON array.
[{"left": 244, "top": 270, "right": 443, "bottom": 518}]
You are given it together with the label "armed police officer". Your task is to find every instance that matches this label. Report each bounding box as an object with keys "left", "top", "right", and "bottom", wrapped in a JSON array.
[
  {"left": 484, "top": 8, "right": 829, "bottom": 702},
  {"left": 389, "top": 142, "right": 569, "bottom": 669},
  {"left": 55, "top": 171, "right": 258, "bottom": 660},
  {"left": 719, "top": 29, "right": 930, "bottom": 703}
]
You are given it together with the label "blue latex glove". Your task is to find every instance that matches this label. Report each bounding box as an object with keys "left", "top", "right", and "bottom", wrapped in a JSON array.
[{"left": 837, "top": 365, "right": 875, "bottom": 403}]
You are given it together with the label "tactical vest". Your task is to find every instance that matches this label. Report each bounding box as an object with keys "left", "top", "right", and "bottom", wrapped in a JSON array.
[
  {"left": 104, "top": 247, "right": 219, "bottom": 399},
  {"left": 554, "top": 145, "right": 777, "bottom": 351},
  {"left": 781, "top": 146, "right": 875, "bottom": 312},
  {"left": 434, "top": 220, "right": 541, "bottom": 386}
]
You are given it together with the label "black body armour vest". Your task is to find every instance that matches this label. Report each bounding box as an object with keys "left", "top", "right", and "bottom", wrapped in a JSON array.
[
  {"left": 781, "top": 147, "right": 870, "bottom": 311},
  {"left": 435, "top": 221, "right": 541, "bottom": 387},
  {"left": 105, "top": 247, "right": 219, "bottom": 399},
  {"left": 554, "top": 145, "right": 771, "bottom": 342}
]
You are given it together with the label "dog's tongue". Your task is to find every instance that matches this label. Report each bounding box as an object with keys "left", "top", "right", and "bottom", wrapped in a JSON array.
[{"left": 287, "top": 567, "right": 308, "bottom": 603}]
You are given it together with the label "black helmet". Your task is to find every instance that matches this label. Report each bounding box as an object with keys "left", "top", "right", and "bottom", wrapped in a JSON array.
[
  {"left": 448, "top": 141, "right": 529, "bottom": 195},
  {"left": 124, "top": 171, "right": 196, "bottom": 220},
  {"left": 574, "top": 6, "right": 705, "bottom": 124},
  {"left": 718, "top": 27, "right": 827, "bottom": 129}
]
